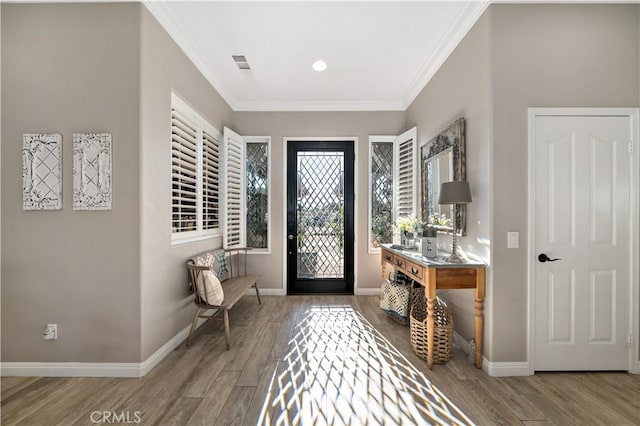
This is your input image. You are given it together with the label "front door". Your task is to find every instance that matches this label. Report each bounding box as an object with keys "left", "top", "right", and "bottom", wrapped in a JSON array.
[
  {"left": 532, "top": 111, "right": 635, "bottom": 370},
  {"left": 286, "top": 141, "right": 354, "bottom": 294}
]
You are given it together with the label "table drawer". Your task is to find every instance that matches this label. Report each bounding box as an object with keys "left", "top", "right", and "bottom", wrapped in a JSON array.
[
  {"left": 393, "top": 255, "right": 407, "bottom": 271},
  {"left": 405, "top": 260, "right": 425, "bottom": 282},
  {"left": 382, "top": 248, "right": 394, "bottom": 265}
]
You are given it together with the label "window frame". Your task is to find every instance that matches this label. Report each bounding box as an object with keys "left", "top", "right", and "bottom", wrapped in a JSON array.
[
  {"left": 244, "top": 136, "right": 271, "bottom": 254},
  {"left": 368, "top": 136, "right": 396, "bottom": 253},
  {"left": 171, "top": 93, "right": 221, "bottom": 245}
]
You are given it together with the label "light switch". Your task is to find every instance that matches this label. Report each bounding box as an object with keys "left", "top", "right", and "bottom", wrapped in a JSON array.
[{"left": 507, "top": 231, "right": 519, "bottom": 249}]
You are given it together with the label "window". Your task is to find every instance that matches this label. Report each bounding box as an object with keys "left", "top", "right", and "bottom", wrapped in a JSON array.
[
  {"left": 246, "top": 139, "right": 270, "bottom": 251},
  {"left": 171, "top": 93, "right": 220, "bottom": 243},
  {"left": 369, "top": 137, "right": 394, "bottom": 251},
  {"left": 368, "top": 128, "right": 417, "bottom": 252}
]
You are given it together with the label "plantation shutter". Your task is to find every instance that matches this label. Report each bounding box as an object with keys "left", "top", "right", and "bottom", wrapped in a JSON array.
[
  {"left": 223, "top": 127, "right": 246, "bottom": 249},
  {"left": 171, "top": 103, "right": 199, "bottom": 235},
  {"left": 393, "top": 127, "right": 418, "bottom": 221},
  {"left": 202, "top": 126, "right": 220, "bottom": 231}
]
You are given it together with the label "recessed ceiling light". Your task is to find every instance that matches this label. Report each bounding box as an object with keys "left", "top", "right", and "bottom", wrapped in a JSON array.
[{"left": 312, "top": 60, "right": 327, "bottom": 72}]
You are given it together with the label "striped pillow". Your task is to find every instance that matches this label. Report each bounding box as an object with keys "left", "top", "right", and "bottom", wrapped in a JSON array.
[{"left": 196, "top": 270, "right": 224, "bottom": 306}]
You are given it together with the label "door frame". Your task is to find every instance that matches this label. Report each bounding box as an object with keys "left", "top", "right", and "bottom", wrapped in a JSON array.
[
  {"left": 282, "top": 137, "right": 359, "bottom": 295},
  {"left": 527, "top": 107, "right": 640, "bottom": 374}
]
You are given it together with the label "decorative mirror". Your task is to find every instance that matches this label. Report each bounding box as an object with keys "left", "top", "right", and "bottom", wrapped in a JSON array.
[{"left": 420, "top": 117, "right": 466, "bottom": 235}]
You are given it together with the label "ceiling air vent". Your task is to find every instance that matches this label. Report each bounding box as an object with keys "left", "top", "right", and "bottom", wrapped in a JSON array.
[{"left": 232, "top": 55, "right": 251, "bottom": 71}]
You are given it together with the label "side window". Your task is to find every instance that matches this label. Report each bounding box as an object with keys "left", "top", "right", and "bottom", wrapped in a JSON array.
[
  {"left": 246, "top": 139, "right": 270, "bottom": 251},
  {"left": 369, "top": 137, "right": 394, "bottom": 251}
]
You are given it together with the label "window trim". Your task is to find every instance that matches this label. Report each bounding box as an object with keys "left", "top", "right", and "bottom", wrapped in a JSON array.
[
  {"left": 245, "top": 136, "right": 271, "bottom": 254},
  {"left": 171, "top": 93, "right": 221, "bottom": 245},
  {"left": 368, "top": 136, "right": 396, "bottom": 254}
]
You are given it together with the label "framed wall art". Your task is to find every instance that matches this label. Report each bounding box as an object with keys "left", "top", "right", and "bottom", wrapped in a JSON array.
[
  {"left": 73, "top": 132, "right": 112, "bottom": 210},
  {"left": 22, "top": 133, "right": 62, "bottom": 210}
]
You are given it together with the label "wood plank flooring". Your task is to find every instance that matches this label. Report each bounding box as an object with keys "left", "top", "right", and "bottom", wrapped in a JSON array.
[{"left": 2, "top": 296, "right": 639, "bottom": 425}]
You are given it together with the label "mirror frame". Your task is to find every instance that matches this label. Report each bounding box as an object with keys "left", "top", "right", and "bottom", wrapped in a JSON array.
[{"left": 420, "top": 117, "right": 467, "bottom": 236}]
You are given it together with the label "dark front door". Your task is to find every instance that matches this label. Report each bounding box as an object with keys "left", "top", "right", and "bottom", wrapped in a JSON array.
[{"left": 286, "top": 141, "right": 354, "bottom": 294}]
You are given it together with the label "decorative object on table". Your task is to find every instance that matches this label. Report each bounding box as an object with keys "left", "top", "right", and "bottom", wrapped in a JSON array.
[
  {"left": 73, "top": 133, "right": 112, "bottom": 210},
  {"left": 421, "top": 117, "right": 467, "bottom": 236},
  {"left": 438, "top": 181, "right": 472, "bottom": 263},
  {"left": 22, "top": 133, "right": 62, "bottom": 210},
  {"left": 410, "top": 291, "right": 454, "bottom": 364},
  {"left": 380, "top": 270, "right": 418, "bottom": 324},
  {"left": 393, "top": 214, "right": 423, "bottom": 249},
  {"left": 418, "top": 227, "right": 438, "bottom": 258}
]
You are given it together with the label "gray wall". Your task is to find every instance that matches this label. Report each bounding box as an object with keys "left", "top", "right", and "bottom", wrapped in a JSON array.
[
  {"left": 406, "top": 10, "right": 493, "bottom": 357},
  {"left": 490, "top": 3, "right": 639, "bottom": 362},
  {"left": 139, "top": 6, "right": 234, "bottom": 360},
  {"left": 232, "top": 112, "right": 406, "bottom": 293},
  {"left": 407, "top": 3, "right": 639, "bottom": 364},
  {"left": 1, "top": 3, "right": 142, "bottom": 362}
]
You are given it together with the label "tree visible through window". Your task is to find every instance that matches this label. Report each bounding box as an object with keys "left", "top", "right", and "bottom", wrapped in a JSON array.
[{"left": 246, "top": 142, "right": 269, "bottom": 249}]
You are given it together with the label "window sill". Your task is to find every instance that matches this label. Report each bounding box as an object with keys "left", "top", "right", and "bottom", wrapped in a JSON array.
[{"left": 171, "top": 233, "right": 220, "bottom": 247}]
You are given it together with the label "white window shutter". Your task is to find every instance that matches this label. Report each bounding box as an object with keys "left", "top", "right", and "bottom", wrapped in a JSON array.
[
  {"left": 171, "top": 101, "right": 199, "bottom": 236},
  {"left": 393, "top": 127, "right": 418, "bottom": 221},
  {"left": 223, "top": 127, "right": 246, "bottom": 249},
  {"left": 202, "top": 125, "right": 221, "bottom": 231}
]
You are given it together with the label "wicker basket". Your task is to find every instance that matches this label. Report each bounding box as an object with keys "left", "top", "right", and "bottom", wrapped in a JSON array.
[
  {"left": 380, "top": 271, "right": 417, "bottom": 325},
  {"left": 410, "top": 292, "right": 454, "bottom": 364}
]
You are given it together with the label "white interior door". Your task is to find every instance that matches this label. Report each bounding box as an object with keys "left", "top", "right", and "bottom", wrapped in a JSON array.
[{"left": 533, "top": 113, "right": 633, "bottom": 371}]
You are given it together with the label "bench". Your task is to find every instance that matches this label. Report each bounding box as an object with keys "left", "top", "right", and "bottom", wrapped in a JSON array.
[{"left": 185, "top": 247, "right": 261, "bottom": 349}]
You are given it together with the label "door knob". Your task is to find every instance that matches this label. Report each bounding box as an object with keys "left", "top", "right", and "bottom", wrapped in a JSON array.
[{"left": 538, "top": 253, "right": 561, "bottom": 263}]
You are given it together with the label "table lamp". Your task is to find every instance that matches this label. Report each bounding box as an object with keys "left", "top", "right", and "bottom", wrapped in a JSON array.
[{"left": 438, "top": 181, "right": 472, "bottom": 263}]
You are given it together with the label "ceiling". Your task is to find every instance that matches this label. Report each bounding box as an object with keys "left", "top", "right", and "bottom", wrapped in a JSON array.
[{"left": 145, "top": 1, "right": 489, "bottom": 111}]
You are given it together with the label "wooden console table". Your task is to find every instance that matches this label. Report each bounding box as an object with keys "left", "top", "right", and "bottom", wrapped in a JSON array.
[{"left": 381, "top": 244, "right": 486, "bottom": 369}]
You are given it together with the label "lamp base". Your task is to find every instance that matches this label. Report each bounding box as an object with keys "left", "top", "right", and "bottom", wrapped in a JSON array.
[{"left": 445, "top": 252, "right": 465, "bottom": 263}]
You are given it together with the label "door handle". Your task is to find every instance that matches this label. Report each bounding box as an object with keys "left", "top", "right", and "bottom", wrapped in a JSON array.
[
  {"left": 288, "top": 234, "right": 296, "bottom": 240},
  {"left": 538, "top": 253, "right": 561, "bottom": 263}
]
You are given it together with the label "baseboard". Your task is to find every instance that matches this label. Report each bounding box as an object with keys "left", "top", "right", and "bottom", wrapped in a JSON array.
[
  {"left": 355, "top": 288, "right": 381, "bottom": 296},
  {"left": 0, "top": 317, "right": 209, "bottom": 378},
  {"left": 482, "top": 359, "right": 531, "bottom": 377},
  {"left": 453, "top": 331, "right": 531, "bottom": 377}
]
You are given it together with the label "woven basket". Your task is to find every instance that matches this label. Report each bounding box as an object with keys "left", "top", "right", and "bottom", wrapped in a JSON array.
[
  {"left": 410, "top": 293, "right": 454, "bottom": 364},
  {"left": 380, "top": 271, "right": 416, "bottom": 325}
]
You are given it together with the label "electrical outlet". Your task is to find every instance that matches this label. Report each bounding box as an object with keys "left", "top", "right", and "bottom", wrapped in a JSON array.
[
  {"left": 507, "top": 231, "right": 519, "bottom": 249},
  {"left": 43, "top": 324, "right": 57, "bottom": 340}
]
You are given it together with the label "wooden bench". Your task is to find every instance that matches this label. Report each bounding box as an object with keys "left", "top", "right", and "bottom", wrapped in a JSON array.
[{"left": 185, "top": 247, "right": 261, "bottom": 349}]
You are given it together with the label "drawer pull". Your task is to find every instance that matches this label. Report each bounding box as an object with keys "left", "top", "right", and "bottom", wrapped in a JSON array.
[
  {"left": 396, "top": 260, "right": 404, "bottom": 267},
  {"left": 385, "top": 255, "right": 392, "bottom": 262},
  {"left": 411, "top": 267, "right": 420, "bottom": 275}
]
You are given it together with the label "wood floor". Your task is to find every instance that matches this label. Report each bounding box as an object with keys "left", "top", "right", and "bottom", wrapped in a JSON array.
[{"left": 2, "top": 296, "right": 639, "bottom": 425}]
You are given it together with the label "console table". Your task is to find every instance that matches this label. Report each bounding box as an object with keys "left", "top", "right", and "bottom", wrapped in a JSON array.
[{"left": 380, "top": 244, "right": 486, "bottom": 369}]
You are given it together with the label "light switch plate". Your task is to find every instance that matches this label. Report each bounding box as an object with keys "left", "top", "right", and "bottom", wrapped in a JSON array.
[{"left": 508, "top": 231, "right": 519, "bottom": 249}]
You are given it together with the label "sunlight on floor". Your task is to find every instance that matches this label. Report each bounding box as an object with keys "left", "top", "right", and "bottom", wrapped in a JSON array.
[{"left": 258, "top": 305, "right": 472, "bottom": 425}]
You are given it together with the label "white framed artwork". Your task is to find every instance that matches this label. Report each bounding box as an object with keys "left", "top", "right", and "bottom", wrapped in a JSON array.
[
  {"left": 22, "top": 133, "right": 62, "bottom": 210},
  {"left": 73, "top": 133, "right": 112, "bottom": 210}
]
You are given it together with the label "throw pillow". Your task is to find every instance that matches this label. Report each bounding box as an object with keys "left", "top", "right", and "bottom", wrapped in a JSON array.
[
  {"left": 211, "top": 249, "right": 229, "bottom": 281},
  {"left": 196, "top": 270, "right": 224, "bottom": 306}
]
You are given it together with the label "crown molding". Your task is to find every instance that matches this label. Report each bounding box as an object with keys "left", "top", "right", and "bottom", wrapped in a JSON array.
[
  {"left": 233, "top": 99, "right": 406, "bottom": 112},
  {"left": 142, "top": 1, "right": 239, "bottom": 110},
  {"left": 401, "top": 1, "right": 490, "bottom": 109}
]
